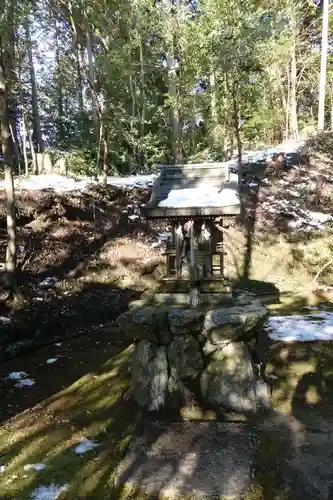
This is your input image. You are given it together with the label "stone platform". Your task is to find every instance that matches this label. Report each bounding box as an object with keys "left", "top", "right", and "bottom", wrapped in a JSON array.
[
  {"left": 115, "top": 421, "right": 253, "bottom": 499},
  {"left": 117, "top": 295, "right": 270, "bottom": 414}
]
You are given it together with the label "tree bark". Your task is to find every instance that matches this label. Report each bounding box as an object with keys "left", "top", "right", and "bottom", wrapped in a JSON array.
[
  {"left": 318, "top": 0, "right": 329, "bottom": 130},
  {"left": 103, "top": 128, "right": 108, "bottom": 186},
  {"left": 232, "top": 80, "right": 242, "bottom": 181},
  {"left": 210, "top": 69, "right": 218, "bottom": 126},
  {"left": 0, "top": 51, "right": 17, "bottom": 289},
  {"left": 67, "top": 3, "right": 84, "bottom": 113},
  {"left": 28, "top": 129, "right": 38, "bottom": 174},
  {"left": 25, "top": 21, "right": 43, "bottom": 152},
  {"left": 167, "top": 50, "right": 182, "bottom": 164},
  {"left": 54, "top": 19, "right": 65, "bottom": 146},
  {"left": 290, "top": 11, "right": 298, "bottom": 139},
  {"left": 84, "top": 11, "right": 99, "bottom": 141}
]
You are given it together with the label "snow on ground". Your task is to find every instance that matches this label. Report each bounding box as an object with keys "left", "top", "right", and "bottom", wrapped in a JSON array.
[
  {"left": 74, "top": 438, "right": 99, "bottom": 455},
  {"left": 229, "top": 139, "right": 306, "bottom": 169},
  {"left": 158, "top": 186, "right": 239, "bottom": 208},
  {"left": 24, "top": 464, "right": 47, "bottom": 471},
  {"left": 0, "top": 315, "right": 11, "bottom": 324},
  {"left": 30, "top": 484, "right": 68, "bottom": 500},
  {"left": 7, "top": 371, "right": 28, "bottom": 380},
  {"left": 6, "top": 371, "right": 35, "bottom": 388},
  {"left": 46, "top": 358, "right": 58, "bottom": 364},
  {"left": 0, "top": 173, "right": 156, "bottom": 194},
  {"left": 15, "top": 378, "right": 35, "bottom": 388},
  {"left": 38, "top": 277, "right": 58, "bottom": 288},
  {"left": 267, "top": 311, "right": 333, "bottom": 342}
]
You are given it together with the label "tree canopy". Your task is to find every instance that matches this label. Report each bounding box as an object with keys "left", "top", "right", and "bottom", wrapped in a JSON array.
[{"left": 0, "top": 0, "right": 332, "bottom": 177}]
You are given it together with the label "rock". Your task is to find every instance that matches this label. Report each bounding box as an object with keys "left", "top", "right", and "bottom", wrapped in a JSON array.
[
  {"left": 168, "top": 308, "right": 205, "bottom": 335},
  {"left": 201, "top": 342, "right": 257, "bottom": 413},
  {"left": 203, "top": 339, "right": 228, "bottom": 356},
  {"left": 167, "top": 335, "right": 204, "bottom": 380},
  {"left": 117, "top": 307, "right": 170, "bottom": 343},
  {"left": 130, "top": 340, "right": 168, "bottom": 411},
  {"left": 203, "top": 301, "right": 268, "bottom": 344},
  {"left": 168, "top": 376, "right": 194, "bottom": 407}
]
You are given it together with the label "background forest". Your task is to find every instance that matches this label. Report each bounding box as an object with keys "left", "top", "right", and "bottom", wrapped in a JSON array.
[{"left": 0, "top": 0, "right": 332, "bottom": 178}]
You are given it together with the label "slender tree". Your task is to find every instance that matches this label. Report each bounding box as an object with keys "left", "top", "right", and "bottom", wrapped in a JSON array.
[
  {"left": 318, "top": 0, "right": 329, "bottom": 130},
  {"left": 0, "top": 37, "right": 17, "bottom": 290}
]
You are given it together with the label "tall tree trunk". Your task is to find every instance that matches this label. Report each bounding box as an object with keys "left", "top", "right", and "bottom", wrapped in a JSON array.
[
  {"left": 290, "top": 12, "right": 298, "bottom": 139},
  {"left": 67, "top": 4, "right": 84, "bottom": 113},
  {"left": 285, "top": 62, "right": 291, "bottom": 139},
  {"left": 17, "top": 42, "right": 28, "bottom": 174},
  {"left": 103, "top": 128, "right": 108, "bottom": 186},
  {"left": 0, "top": 51, "right": 17, "bottom": 289},
  {"left": 28, "top": 130, "right": 38, "bottom": 174},
  {"left": 84, "top": 12, "right": 99, "bottom": 141},
  {"left": 22, "top": 112, "right": 29, "bottom": 175},
  {"left": 166, "top": 48, "right": 182, "bottom": 164},
  {"left": 25, "top": 22, "right": 42, "bottom": 152},
  {"left": 138, "top": 33, "right": 145, "bottom": 167},
  {"left": 210, "top": 69, "right": 218, "bottom": 126},
  {"left": 76, "top": 44, "right": 84, "bottom": 113},
  {"left": 318, "top": 0, "right": 329, "bottom": 130},
  {"left": 232, "top": 80, "right": 242, "bottom": 181},
  {"left": 54, "top": 20, "right": 65, "bottom": 146}
]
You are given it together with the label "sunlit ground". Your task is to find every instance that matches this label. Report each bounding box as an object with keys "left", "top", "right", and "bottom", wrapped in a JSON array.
[
  {"left": 0, "top": 337, "right": 139, "bottom": 499},
  {"left": 1, "top": 318, "right": 333, "bottom": 499}
]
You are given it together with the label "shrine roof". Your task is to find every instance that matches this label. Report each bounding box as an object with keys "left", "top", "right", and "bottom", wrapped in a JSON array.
[{"left": 141, "top": 163, "right": 241, "bottom": 219}]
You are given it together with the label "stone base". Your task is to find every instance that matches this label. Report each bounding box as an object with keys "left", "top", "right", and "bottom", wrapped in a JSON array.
[
  {"left": 129, "top": 291, "right": 233, "bottom": 308},
  {"left": 118, "top": 295, "right": 270, "bottom": 414},
  {"left": 115, "top": 421, "right": 253, "bottom": 499},
  {"left": 159, "top": 276, "right": 231, "bottom": 294}
]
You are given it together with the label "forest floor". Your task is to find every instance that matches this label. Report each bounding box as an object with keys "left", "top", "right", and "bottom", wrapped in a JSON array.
[{"left": 0, "top": 133, "right": 333, "bottom": 498}]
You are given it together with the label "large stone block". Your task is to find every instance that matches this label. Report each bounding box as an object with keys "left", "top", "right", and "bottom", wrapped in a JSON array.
[
  {"left": 168, "top": 308, "right": 205, "bottom": 335},
  {"left": 201, "top": 341, "right": 257, "bottom": 413},
  {"left": 203, "top": 301, "right": 268, "bottom": 344},
  {"left": 131, "top": 340, "right": 168, "bottom": 411},
  {"left": 117, "top": 307, "right": 171, "bottom": 344},
  {"left": 167, "top": 335, "right": 204, "bottom": 380}
]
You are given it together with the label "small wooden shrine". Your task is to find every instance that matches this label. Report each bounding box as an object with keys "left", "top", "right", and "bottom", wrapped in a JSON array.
[{"left": 141, "top": 163, "right": 241, "bottom": 296}]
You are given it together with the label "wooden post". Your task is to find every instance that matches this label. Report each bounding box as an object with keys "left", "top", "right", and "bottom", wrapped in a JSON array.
[
  {"left": 210, "top": 221, "right": 224, "bottom": 279},
  {"left": 175, "top": 222, "right": 183, "bottom": 279},
  {"left": 219, "top": 224, "right": 224, "bottom": 278}
]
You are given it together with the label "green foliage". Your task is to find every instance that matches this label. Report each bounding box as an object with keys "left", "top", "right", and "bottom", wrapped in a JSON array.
[
  {"left": 2, "top": 0, "right": 327, "bottom": 176},
  {"left": 66, "top": 149, "right": 99, "bottom": 178}
]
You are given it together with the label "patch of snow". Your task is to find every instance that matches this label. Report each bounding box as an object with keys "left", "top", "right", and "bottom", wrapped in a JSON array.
[
  {"left": 0, "top": 173, "right": 156, "bottom": 195},
  {"left": 157, "top": 231, "right": 171, "bottom": 242},
  {"left": 0, "top": 315, "right": 11, "bottom": 324},
  {"left": 30, "top": 484, "right": 68, "bottom": 500},
  {"left": 15, "top": 378, "right": 35, "bottom": 388},
  {"left": 152, "top": 231, "right": 172, "bottom": 248},
  {"left": 0, "top": 465, "right": 6, "bottom": 473},
  {"left": 7, "top": 371, "right": 28, "bottom": 381},
  {"left": 55, "top": 343, "right": 62, "bottom": 346},
  {"left": 46, "top": 358, "right": 58, "bottom": 364},
  {"left": 24, "top": 463, "right": 46, "bottom": 471},
  {"left": 268, "top": 312, "right": 333, "bottom": 342},
  {"left": 128, "top": 214, "right": 139, "bottom": 221},
  {"left": 307, "top": 211, "right": 332, "bottom": 224},
  {"left": 158, "top": 186, "right": 239, "bottom": 208},
  {"left": 38, "top": 277, "right": 58, "bottom": 288},
  {"left": 74, "top": 438, "right": 99, "bottom": 455}
]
